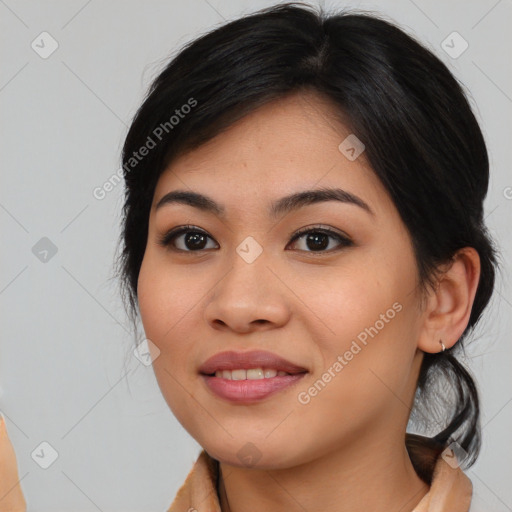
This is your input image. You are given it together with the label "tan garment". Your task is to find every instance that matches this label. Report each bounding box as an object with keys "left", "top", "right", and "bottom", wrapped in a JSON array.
[{"left": 167, "top": 434, "right": 473, "bottom": 512}]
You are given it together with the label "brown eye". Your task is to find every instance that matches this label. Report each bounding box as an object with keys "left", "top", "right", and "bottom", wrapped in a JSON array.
[
  {"left": 158, "top": 225, "right": 218, "bottom": 252},
  {"left": 158, "top": 224, "right": 353, "bottom": 254},
  {"left": 287, "top": 227, "right": 353, "bottom": 253}
]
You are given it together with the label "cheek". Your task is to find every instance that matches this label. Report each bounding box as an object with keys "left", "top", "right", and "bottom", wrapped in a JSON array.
[
  {"left": 137, "top": 255, "right": 206, "bottom": 427},
  {"left": 137, "top": 253, "right": 204, "bottom": 348},
  {"left": 305, "top": 254, "right": 418, "bottom": 400},
  {"left": 304, "top": 265, "right": 397, "bottom": 346},
  {"left": 294, "top": 307, "right": 415, "bottom": 448}
]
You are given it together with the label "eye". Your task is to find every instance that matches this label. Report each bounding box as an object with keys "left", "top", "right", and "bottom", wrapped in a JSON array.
[
  {"left": 157, "top": 225, "right": 218, "bottom": 252},
  {"left": 157, "top": 224, "right": 353, "bottom": 253},
  {"left": 287, "top": 225, "right": 353, "bottom": 253}
]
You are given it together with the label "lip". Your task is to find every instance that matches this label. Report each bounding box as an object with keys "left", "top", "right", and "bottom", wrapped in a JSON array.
[
  {"left": 201, "top": 373, "right": 307, "bottom": 403},
  {"left": 199, "top": 350, "right": 308, "bottom": 404},
  {"left": 198, "top": 350, "right": 308, "bottom": 375}
]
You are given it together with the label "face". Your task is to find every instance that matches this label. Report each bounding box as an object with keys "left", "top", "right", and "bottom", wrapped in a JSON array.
[{"left": 137, "top": 92, "right": 426, "bottom": 469}]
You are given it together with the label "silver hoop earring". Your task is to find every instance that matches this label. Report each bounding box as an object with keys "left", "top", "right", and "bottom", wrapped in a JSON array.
[{"left": 439, "top": 339, "right": 446, "bottom": 352}]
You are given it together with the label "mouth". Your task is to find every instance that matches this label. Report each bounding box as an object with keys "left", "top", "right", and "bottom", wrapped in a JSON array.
[
  {"left": 198, "top": 349, "right": 308, "bottom": 375},
  {"left": 204, "top": 368, "right": 304, "bottom": 379},
  {"left": 199, "top": 350, "right": 308, "bottom": 403}
]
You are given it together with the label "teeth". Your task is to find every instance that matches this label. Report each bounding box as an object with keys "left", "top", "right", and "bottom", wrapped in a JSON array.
[
  {"left": 231, "top": 369, "right": 246, "bottom": 381},
  {"left": 213, "top": 368, "right": 291, "bottom": 380},
  {"left": 247, "top": 368, "right": 264, "bottom": 379}
]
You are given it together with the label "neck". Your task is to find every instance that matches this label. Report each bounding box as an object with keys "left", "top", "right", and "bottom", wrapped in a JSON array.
[{"left": 217, "top": 433, "right": 429, "bottom": 512}]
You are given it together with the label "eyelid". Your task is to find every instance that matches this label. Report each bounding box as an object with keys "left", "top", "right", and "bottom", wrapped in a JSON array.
[
  {"left": 288, "top": 224, "right": 351, "bottom": 242},
  {"left": 157, "top": 224, "right": 215, "bottom": 249},
  {"left": 157, "top": 224, "right": 353, "bottom": 253},
  {"left": 286, "top": 224, "right": 353, "bottom": 253}
]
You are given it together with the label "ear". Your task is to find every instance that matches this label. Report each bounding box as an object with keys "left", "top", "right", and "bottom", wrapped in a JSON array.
[{"left": 417, "top": 247, "right": 481, "bottom": 354}]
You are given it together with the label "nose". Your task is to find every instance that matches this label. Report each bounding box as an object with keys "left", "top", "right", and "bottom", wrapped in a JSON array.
[{"left": 204, "top": 250, "right": 291, "bottom": 334}]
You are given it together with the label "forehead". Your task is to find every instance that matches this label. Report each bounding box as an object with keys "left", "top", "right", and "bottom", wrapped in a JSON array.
[{"left": 152, "top": 92, "right": 390, "bottom": 218}]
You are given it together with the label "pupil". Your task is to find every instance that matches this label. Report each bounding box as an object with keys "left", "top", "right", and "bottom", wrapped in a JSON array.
[
  {"left": 182, "top": 232, "right": 329, "bottom": 251},
  {"left": 307, "top": 233, "right": 328, "bottom": 250},
  {"left": 186, "top": 232, "right": 206, "bottom": 250}
]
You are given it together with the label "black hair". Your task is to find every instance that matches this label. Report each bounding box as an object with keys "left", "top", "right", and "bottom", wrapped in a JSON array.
[{"left": 115, "top": 2, "right": 500, "bottom": 473}]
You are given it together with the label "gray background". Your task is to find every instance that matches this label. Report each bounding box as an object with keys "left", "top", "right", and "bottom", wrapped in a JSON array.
[{"left": 1, "top": 0, "right": 511, "bottom": 510}]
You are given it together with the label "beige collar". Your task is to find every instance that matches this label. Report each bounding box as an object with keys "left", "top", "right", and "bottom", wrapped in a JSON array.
[{"left": 167, "top": 435, "right": 473, "bottom": 512}]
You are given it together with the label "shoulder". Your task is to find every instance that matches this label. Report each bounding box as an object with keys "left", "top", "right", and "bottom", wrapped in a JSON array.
[
  {"left": 407, "top": 433, "right": 473, "bottom": 511},
  {"left": 166, "top": 450, "right": 221, "bottom": 512}
]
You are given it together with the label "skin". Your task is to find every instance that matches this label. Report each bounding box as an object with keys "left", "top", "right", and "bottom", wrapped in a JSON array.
[
  {"left": 137, "top": 91, "right": 481, "bottom": 512},
  {"left": 0, "top": 416, "right": 26, "bottom": 511},
  {"left": 0, "top": 92, "right": 480, "bottom": 512}
]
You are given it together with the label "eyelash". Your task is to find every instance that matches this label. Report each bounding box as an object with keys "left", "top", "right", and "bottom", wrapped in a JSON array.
[{"left": 157, "top": 224, "right": 353, "bottom": 254}]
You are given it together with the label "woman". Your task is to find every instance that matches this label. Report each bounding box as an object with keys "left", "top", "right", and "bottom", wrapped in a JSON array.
[
  {"left": 0, "top": 3, "right": 499, "bottom": 511},
  {"left": 118, "top": 2, "right": 499, "bottom": 510}
]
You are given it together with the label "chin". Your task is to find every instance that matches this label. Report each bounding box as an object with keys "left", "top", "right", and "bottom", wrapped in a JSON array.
[{"left": 200, "top": 438, "right": 304, "bottom": 470}]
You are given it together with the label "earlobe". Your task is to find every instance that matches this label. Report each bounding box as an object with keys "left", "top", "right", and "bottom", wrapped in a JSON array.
[{"left": 417, "top": 247, "right": 481, "bottom": 354}]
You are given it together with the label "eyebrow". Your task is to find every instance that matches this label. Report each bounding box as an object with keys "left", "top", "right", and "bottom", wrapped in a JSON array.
[{"left": 154, "top": 187, "right": 374, "bottom": 219}]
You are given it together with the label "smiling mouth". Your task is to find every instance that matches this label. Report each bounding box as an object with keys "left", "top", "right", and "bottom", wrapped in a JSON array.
[
  {"left": 200, "top": 371, "right": 307, "bottom": 403},
  {"left": 205, "top": 368, "right": 306, "bottom": 380},
  {"left": 198, "top": 350, "right": 308, "bottom": 403}
]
